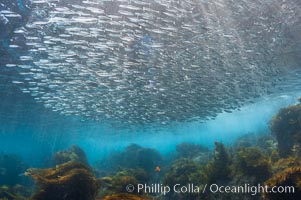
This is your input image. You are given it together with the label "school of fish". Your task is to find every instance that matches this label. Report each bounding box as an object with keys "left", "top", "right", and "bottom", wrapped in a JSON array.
[{"left": 3, "top": 0, "right": 301, "bottom": 125}]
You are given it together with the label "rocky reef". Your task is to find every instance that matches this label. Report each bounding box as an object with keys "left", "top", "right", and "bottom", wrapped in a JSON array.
[
  {"left": 0, "top": 153, "right": 31, "bottom": 200},
  {"left": 163, "top": 158, "right": 204, "bottom": 200},
  {"left": 203, "top": 142, "right": 232, "bottom": 184},
  {"left": 99, "top": 168, "right": 148, "bottom": 196},
  {"left": 176, "top": 142, "right": 212, "bottom": 165},
  {"left": 176, "top": 142, "right": 209, "bottom": 158},
  {"left": 0, "top": 184, "right": 30, "bottom": 200},
  {"left": 53, "top": 145, "right": 88, "bottom": 166},
  {"left": 1, "top": 98, "right": 301, "bottom": 199},
  {"left": 95, "top": 144, "right": 163, "bottom": 178},
  {"left": 261, "top": 156, "right": 301, "bottom": 200},
  {"left": 270, "top": 101, "right": 301, "bottom": 157},
  {"left": 264, "top": 166, "right": 301, "bottom": 200},
  {"left": 100, "top": 193, "right": 151, "bottom": 200},
  {"left": 27, "top": 161, "right": 99, "bottom": 200},
  {"left": 0, "top": 154, "right": 27, "bottom": 186},
  {"left": 233, "top": 147, "right": 271, "bottom": 182}
]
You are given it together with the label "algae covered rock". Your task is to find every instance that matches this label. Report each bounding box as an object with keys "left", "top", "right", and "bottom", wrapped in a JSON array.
[
  {"left": 53, "top": 145, "right": 88, "bottom": 165},
  {"left": 261, "top": 156, "right": 301, "bottom": 200},
  {"left": 233, "top": 147, "right": 271, "bottom": 182},
  {"left": 163, "top": 158, "right": 204, "bottom": 200},
  {"left": 98, "top": 168, "right": 149, "bottom": 198},
  {"left": 233, "top": 133, "right": 277, "bottom": 155},
  {"left": 270, "top": 101, "right": 301, "bottom": 157},
  {"left": 100, "top": 173, "right": 138, "bottom": 194},
  {"left": 176, "top": 142, "right": 209, "bottom": 158},
  {"left": 27, "top": 161, "right": 99, "bottom": 200},
  {"left": 175, "top": 142, "right": 212, "bottom": 165},
  {"left": 0, "top": 184, "right": 30, "bottom": 200},
  {"left": 101, "top": 193, "right": 150, "bottom": 200},
  {"left": 264, "top": 167, "right": 301, "bottom": 200},
  {"left": 96, "top": 144, "right": 162, "bottom": 174},
  {"left": 271, "top": 156, "right": 301, "bottom": 174},
  {"left": 164, "top": 159, "right": 203, "bottom": 186},
  {"left": 203, "top": 142, "right": 231, "bottom": 184}
]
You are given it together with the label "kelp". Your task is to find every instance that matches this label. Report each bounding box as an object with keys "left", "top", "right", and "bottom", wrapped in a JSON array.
[
  {"left": 53, "top": 145, "right": 88, "bottom": 165},
  {"left": 270, "top": 101, "right": 301, "bottom": 157},
  {"left": 233, "top": 147, "right": 271, "bottom": 182},
  {"left": 264, "top": 167, "right": 301, "bottom": 200},
  {"left": 27, "top": 161, "right": 99, "bottom": 200},
  {"left": 101, "top": 193, "right": 150, "bottom": 200}
]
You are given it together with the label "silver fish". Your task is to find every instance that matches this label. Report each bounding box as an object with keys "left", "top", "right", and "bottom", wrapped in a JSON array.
[{"left": 9, "top": 0, "right": 301, "bottom": 126}]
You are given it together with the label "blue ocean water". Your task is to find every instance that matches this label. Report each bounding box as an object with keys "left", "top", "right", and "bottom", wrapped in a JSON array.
[
  {"left": 1, "top": 81, "right": 300, "bottom": 165},
  {"left": 1, "top": 0, "right": 301, "bottom": 199}
]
